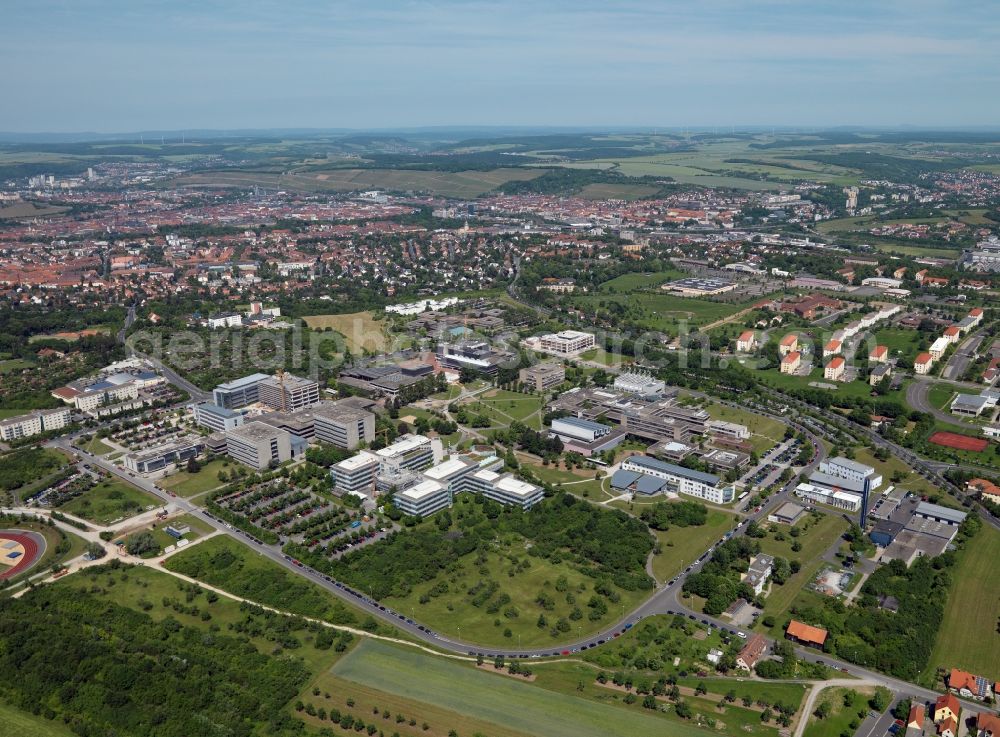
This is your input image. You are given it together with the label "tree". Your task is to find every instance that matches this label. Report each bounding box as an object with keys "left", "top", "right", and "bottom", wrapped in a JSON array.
[
  {"left": 126, "top": 531, "right": 158, "bottom": 556},
  {"left": 674, "top": 700, "right": 692, "bottom": 718},
  {"left": 84, "top": 542, "right": 106, "bottom": 559}
]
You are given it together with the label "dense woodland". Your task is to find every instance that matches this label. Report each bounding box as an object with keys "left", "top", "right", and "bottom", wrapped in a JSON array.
[{"left": 0, "top": 583, "right": 311, "bottom": 737}]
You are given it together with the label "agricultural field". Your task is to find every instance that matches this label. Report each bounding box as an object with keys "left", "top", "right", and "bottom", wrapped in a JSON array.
[
  {"left": 329, "top": 638, "right": 762, "bottom": 737},
  {"left": 159, "top": 458, "right": 232, "bottom": 497},
  {"left": 175, "top": 167, "right": 547, "bottom": 198},
  {"left": 302, "top": 310, "right": 392, "bottom": 354},
  {"left": 0, "top": 201, "right": 69, "bottom": 219},
  {"left": 58, "top": 477, "right": 160, "bottom": 525},
  {"left": 926, "top": 523, "right": 1000, "bottom": 682}
]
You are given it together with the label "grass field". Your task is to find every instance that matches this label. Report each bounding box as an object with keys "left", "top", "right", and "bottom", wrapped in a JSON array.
[
  {"left": 330, "top": 639, "right": 740, "bottom": 737},
  {"left": 851, "top": 448, "right": 942, "bottom": 499},
  {"left": 302, "top": 310, "right": 391, "bottom": 354},
  {"left": 80, "top": 436, "right": 115, "bottom": 456},
  {"left": 802, "top": 687, "right": 875, "bottom": 737},
  {"left": 757, "top": 514, "right": 849, "bottom": 631},
  {"left": 176, "top": 167, "right": 547, "bottom": 198},
  {"left": 650, "top": 509, "right": 735, "bottom": 583},
  {"left": 160, "top": 458, "right": 231, "bottom": 497},
  {"left": 0, "top": 358, "right": 34, "bottom": 374},
  {"left": 60, "top": 477, "right": 160, "bottom": 525},
  {"left": 0, "top": 701, "right": 74, "bottom": 737},
  {"left": 874, "top": 328, "right": 922, "bottom": 362},
  {"left": 0, "top": 201, "right": 69, "bottom": 220},
  {"left": 597, "top": 270, "right": 685, "bottom": 293},
  {"left": 704, "top": 403, "right": 786, "bottom": 454},
  {"left": 383, "top": 533, "right": 649, "bottom": 648},
  {"left": 926, "top": 523, "right": 1000, "bottom": 682},
  {"left": 573, "top": 292, "right": 751, "bottom": 335},
  {"left": 462, "top": 389, "right": 544, "bottom": 430}
]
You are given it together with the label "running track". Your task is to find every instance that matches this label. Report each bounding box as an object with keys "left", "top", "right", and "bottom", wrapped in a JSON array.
[{"left": 0, "top": 531, "right": 45, "bottom": 580}]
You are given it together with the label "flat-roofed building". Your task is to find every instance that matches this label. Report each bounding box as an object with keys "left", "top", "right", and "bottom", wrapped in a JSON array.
[
  {"left": 225, "top": 421, "right": 296, "bottom": 470},
  {"left": 192, "top": 402, "right": 244, "bottom": 433},
  {"left": 466, "top": 468, "right": 544, "bottom": 510},
  {"left": 929, "top": 336, "right": 950, "bottom": 360},
  {"left": 74, "top": 381, "right": 139, "bottom": 412},
  {"left": 819, "top": 457, "right": 882, "bottom": 490},
  {"left": 312, "top": 401, "right": 375, "bottom": 449},
  {"left": 436, "top": 340, "right": 513, "bottom": 377},
  {"left": 422, "top": 457, "right": 477, "bottom": 493},
  {"left": 213, "top": 373, "right": 271, "bottom": 409},
  {"left": 621, "top": 455, "right": 733, "bottom": 504},
  {"left": 258, "top": 372, "right": 320, "bottom": 412},
  {"left": 124, "top": 437, "right": 204, "bottom": 475},
  {"left": 613, "top": 372, "right": 666, "bottom": 397},
  {"left": 539, "top": 330, "right": 596, "bottom": 356},
  {"left": 550, "top": 416, "right": 612, "bottom": 443},
  {"left": 330, "top": 452, "right": 379, "bottom": 497},
  {"left": 794, "top": 482, "right": 862, "bottom": 511},
  {"left": 395, "top": 479, "right": 451, "bottom": 517},
  {"left": 707, "top": 420, "right": 750, "bottom": 441},
  {"left": 376, "top": 433, "right": 434, "bottom": 473},
  {"left": 0, "top": 407, "right": 71, "bottom": 441},
  {"left": 519, "top": 362, "right": 565, "bottom": 392}
]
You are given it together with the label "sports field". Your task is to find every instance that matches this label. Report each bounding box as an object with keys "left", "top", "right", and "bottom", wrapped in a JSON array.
[
  {"left": 927, "top": 524, "right": 1000, "bottom": 681},
  {"left": 331, "top": 639, "right": 719, "bottom": 737},
  {"left": 302, "top": 311, "right": 390, "bottom": 354}
]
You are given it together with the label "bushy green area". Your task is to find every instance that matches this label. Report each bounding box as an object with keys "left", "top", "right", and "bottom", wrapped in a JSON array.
[
  {"left": 164, "top": 536, "right": 370, "bottom": 629},
  {"left": 309, "top": 493, "right": 655, "bottom": 600},
  {"left": 0, "top": 583, "right": 310, "bottom": 737},
  {"left": 0, "top": 448, "right": 69, "bottom": 492},
  {"left": 639, "top": 500, "right": 708, "bottom": 530}
]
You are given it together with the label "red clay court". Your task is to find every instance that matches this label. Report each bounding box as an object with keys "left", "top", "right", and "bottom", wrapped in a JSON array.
[
  {"left": 0, "top": 531, "right": 45, "bottom": 581},
  {"left": 929, "top": 431, "right": 989, "bottom": 453}
]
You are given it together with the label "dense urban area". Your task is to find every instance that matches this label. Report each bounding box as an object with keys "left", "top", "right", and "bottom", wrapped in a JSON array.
[{"left": 2, "top": 128, "right": 1000, "bottom": 737}]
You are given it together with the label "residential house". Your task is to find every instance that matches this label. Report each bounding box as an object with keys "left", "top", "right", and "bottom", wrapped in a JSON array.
[
  {"left": 735, "top": 634, "right": 768, "bottom": 672},
  {"left": 933, "top": 693, "right": 961, "bottom": 724},
  {"left": 779, "top": 334, "right": 799, "bottom": 356},
  {"left": 824, "top": 356, "right": 846, "bottom": 382},
  {"left": 869, "top": 345, "right": 889, "bottom": 363},
  {"left": 785, "top": 620, "right": 827, "bottom": 648},
  {"left": 780, "top": 351, "right": 801, "bottom": 374}
]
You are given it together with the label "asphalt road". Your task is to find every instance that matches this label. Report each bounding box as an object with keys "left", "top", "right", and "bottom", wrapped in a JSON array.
[{"left": 941, "top": 328, "right": 986, "bottom": 381}]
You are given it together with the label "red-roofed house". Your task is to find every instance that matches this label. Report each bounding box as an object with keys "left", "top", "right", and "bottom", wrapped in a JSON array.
[
  {"left": 944, "top": 326, "right": 961, "bottom": 344},
  {"left": 736, "top": 330, "right": 756, "bottom": 353},
  {"left": 915, "top": 352, "right": 934, "bottom": 375},
  {"left": 978, "top": 711, "right": 1000, "bottom": 737},
  {"left": 949, "top": 668, "right": 992, "bottom": 699},
  {"left": 938, "top": 716, "right": 957, "bottom": 737},
  {"left": 907, "top": 704, "right": 925, "bottom": 731},
  {"left": 735, "top": 633, "right": 768, "bottom": 672},
  {"left": 779, "top": 334, "right": 799, "bottom": 356},
  {"left": 869, "top": 345, "right": 889, "bottom": 363},
  {"left": 785, "top": 620, "right": 827, "bottom": 648},
  {"left": 823, "top": 339, "right": 842, "bottom": 357},
  {"left": 933, "top": 693, "right": 960, "bottom": 724},
  {"left": 781, "top": 351, "right": 802, "bottom": 375},
  {"left": 824, "top": 356, "right": 846, "bottom": 382}
]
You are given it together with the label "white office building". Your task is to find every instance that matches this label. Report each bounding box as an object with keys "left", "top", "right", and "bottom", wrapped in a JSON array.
[
  {"left": 620, "top": 455, "right": 734, "bottom": 504},
  {"left": 794, "top": 482, "right": 862, "bottom": 512},
  {"left": 707, "top": 420, "right": 751, "bottom": 441},
  {"left": 192, "top": 402, "right": 244, "bottom": 433},
  {"left": 818, "top": 457, "right": 882, "bottom": 491},
  {"left": 539, "top": 330, "right": 596, "bottom": 356},
  {"left": 395, "top": 479, "right": 452, "bottom": 517},
  {"left": 330, "top": 452, "right": 379, "bottom": 497},
  {"left": 613, "top": 372, "right": 666, "bottom": 397},
  {"left": 225, "top": 421, "right": 296, "bottom": 470},
  {"left": 0, "top": 407, "right": 72, "bottom": 441},
  {"left": 376, "top": 434, "right": 434, "bottom": 473},
  {"left": 212, "top": 373, "right": 271, "bottom": 409}
]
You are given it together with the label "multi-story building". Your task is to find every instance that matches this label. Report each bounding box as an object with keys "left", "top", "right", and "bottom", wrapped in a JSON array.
[
  {"left": 820, "top": 456, "right": 883, "bottom": 490},
  {"left": 869, "top": 345, "right": 889, "bottom": 363},
  {"left": 550, "top": 416, "right": 612, "bottom": 444},
  {"left": 870, "top": 363, "right": 892, "bottom": 386},
  {"left": 707, "top": 420, "right": 750, "bottom": 441},
  {"left": 794, "top": 482, "right": 862, "bottom": 512},
  {"left": 613, "top": 372, "right": 666, "bottom": 397},
  {"left": 538, "top": 330, "right": 596, "bottom": 356},
  {"left": 824, "top": 356, "right": 846, "bottom": 381},
  {"left": 743, "top": 554, "right": 774, "bottom": 596},
  {"left": 225, "top": 421, "right": 298, "bottom": 470},
  {"left": 394, "top": 479, "right": 451, "bottom": 517},
  {"left": 929, "top": 337, "right": 950, "bottom": 361},
  {"left": 258, "top": 372, "right": 320, "bottom": 412},
  {"left": 74, "top": 381, "right": 139, "bottom": 413},
  {"left": 780, "top": 351, "right": 801, "bottom": 374},
  {"left": 330, "top": 452, "right": 379, "bottom": 497},
  {"left": 469, "top": 469, "right": 545, "bottom": 510},
  {"left": 205, "top": 312, "right": 243, "bottom": 329},
  {"left": 620, "top": 455, "right": 733, "bottom": 504},
  {"left": 192, "top": 402, "right": 244, "bottom": 433},
  {"left": 914, "top": 352, "right": 934, "bottom": 374},
  {"left": 436, "top": 341, "right": 513, "bottom": 377},
  {"left": 519, "top": 362, "right": 565, "bottom": 392},
  {"left": 124, "top": 437, "right": 205, "bottom": 475},
  {"left": 779, "top": 334, "right": 798, "bottom": 356},
  {"left": 823, "top": 340, "right": 842, "bottom": 358},
  {"left": 0, "top": 407, "right": 72, "bottom": 441},
  {"left": 736, "top": 331, "right": 756, "bottom": 353},
  {"left": 375, "top": 434, "right": 434, "bottom": 474},
  {"left": 212, "top": 373, "right": 271, "bottom": 409},
  {"left": 312, "top": 402, "right": 375, "bottom": 449},
  {"left": 422, "top": 457, "right": 477, "bottom": 494}
]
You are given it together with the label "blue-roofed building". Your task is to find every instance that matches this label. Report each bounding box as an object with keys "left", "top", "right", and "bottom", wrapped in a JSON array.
[
  {"left": 192, "top": 402, "right": 245, "bottom": 433},
  {"left": 610, "top": 469, "right": 642, "bottom": 490},
  {"left": 635, "top": 475, "right": 668, "bottom": 495},
  {"left": 621, "top": 455, "right": 733, "bottom": 504}
]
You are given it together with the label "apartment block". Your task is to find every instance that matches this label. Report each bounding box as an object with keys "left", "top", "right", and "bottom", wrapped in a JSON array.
[{"left": 0, "top": 407, "right": 71, "bottom": 442}]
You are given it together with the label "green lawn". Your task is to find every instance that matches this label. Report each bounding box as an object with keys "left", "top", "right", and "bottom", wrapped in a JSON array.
[
  {"left": 927, "top": 383, "right": 956, "bottom": 411},
  {"left": 650, "top": 510, "right": 736, "bottom": 583},
  {"left": 802, "top": 687, "right": 875, "bottom": 737},
  {"left": 756, "top": 514, "right": 849, "bottom": 631},
  {"left": 851, "top": 448, "right": 942, "bottom": 499},
  {"left": 80, "top": 436, "right": 115, "bottom": 456},
  {"left": 0, "top": 358, "right": 34, "bottom": 374},
  {"left": 874, "top": 328, "right": 922, "bottom": 362},
  {"left": 571, "top": 292, "right": 753, "bottom": 335},
  {"left": 462, "top": 389, "right": 544, "bottom": 430},
  {"left": 704, "top": 403, "right": 785, "bottom": 454},
  {"left": 0, "top": 701, "right": 75, "bottom": 737},
  {"left": 59, "top": 477, "right": 160, "bottom": 524},
  {"left": 330, "top": 639, "right": 747, "bottom": 737},
  {"left": 383, "top": 535, "right": 650, "bottom": 648},
  {"left": 598, "top": 271, "right": 685, "bottom": 292},
  {"left": 926, "top": 523, "right": 1000, "bottom": 682},
  {"left": 160, "top": 458, "right": 231, "bottom": 497}
]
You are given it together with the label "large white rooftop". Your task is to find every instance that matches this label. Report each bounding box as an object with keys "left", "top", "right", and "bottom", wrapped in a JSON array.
[
  {"left": 493, "top": 475, "right": 540, "bottom": 498},
  {"left": 399, "top": 479, "right": 446, "bottom": 501},
  {"left": 423, "top": 457, "right": 473, "bottom": 480},
  {"left": 335, "top": 451, "right": 378, "bottom": 471},
  {"left": 376, "top": 434, "right": 431, "bottom": 458}
]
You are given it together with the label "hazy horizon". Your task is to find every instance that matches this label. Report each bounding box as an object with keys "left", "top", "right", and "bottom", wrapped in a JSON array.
[{"left": 3, "top": 0, "right": 999, "bottom": 133}]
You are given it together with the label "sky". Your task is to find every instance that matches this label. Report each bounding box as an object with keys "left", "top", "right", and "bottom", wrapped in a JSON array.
[{"left": 3, "top": 0, "right": 999, "bottom": 133}]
